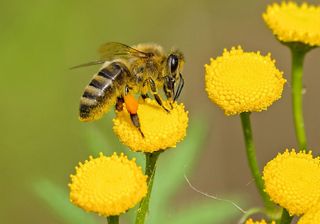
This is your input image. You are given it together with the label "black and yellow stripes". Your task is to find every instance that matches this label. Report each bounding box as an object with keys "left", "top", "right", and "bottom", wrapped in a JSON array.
[{"left": 79, "top": 62, "right": 128, "bottom": 121}]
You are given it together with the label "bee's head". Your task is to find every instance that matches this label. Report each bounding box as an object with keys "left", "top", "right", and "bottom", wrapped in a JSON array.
[
  {"left": 167, "top": 50, "right": 184, "bottom": 79},
  {"left": 165, "top": 50, "right": 185, "bottom": 102}
]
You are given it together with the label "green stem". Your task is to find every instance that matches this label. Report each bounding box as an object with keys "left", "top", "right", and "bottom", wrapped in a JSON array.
[
  {"left": 240, "top": 112, "right": 274, "bottom": 212},
  {"left": 278, "top": 209, "right": 293, "bottom": 224},
  {"left": 107, "top": 216, "right": 119, "bottom": 224},
  {"left": 135, "top": 151, "right": 161, "bottom": 224},
  {"left": 291, "top": 47, "right": 308, "bottom": 151},
  {"left": 278, "top": 42, "right": 313, "bottom": 224}
]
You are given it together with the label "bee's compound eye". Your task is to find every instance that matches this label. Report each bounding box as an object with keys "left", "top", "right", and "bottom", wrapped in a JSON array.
[{"left": 168, "top": 55, "right": 179, "bottom": 73}]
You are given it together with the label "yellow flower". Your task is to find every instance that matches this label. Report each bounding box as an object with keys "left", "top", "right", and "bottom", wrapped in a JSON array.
[
  {"left": 263, "top": 2, "right": 320, "bottom": 46},
  {"left": 113, "top": 98, "right": 188, "bottom": 152},
  {"left": 245, "top": 218, "right": 275, "bottom": 224},
  {"left": 263, "top": 149, "right": 320, "bottom": 216},
  {"left": 69, "top": 152, "right": 147, "bottom": 216},
  {"left": 205, "top": 47, "right": 286, "bottom": 115},
  {"left": 298, "top": 205, "right": 320, "bottom": 224}
]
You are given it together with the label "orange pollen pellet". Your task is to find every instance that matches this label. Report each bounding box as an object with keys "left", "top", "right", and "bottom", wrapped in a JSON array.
[{"left": 124, "top": 94, "right": 139, "bottom": 114}]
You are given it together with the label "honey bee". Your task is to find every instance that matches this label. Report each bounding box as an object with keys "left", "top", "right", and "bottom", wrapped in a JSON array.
[{"left": 72, "top": 42, "right": 185, "bottom": 136}]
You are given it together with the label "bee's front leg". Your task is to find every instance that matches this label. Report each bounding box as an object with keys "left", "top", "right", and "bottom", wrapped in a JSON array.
[
  {"left": 174, "top": 73, "right": 184, "bottom": 101},
  {"left": 163, "top": 76, "right": 175, "bottom": 109},
  {"left": 163, "top": 85, "right": 173, "bottom": 109},
  {"left": 163, "top": 76, "right": 175, "bottom": 100},
  {"left": 148, "top": 78, "right": 170, "bottom": 113}
]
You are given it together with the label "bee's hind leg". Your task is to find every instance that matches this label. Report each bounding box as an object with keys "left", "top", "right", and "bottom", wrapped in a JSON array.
[
  {"left": 123, "top": 88, "right": 144, "bottom": 138},
  {"left": 130, "top": 113, "right": 144, "bottom": 138}
]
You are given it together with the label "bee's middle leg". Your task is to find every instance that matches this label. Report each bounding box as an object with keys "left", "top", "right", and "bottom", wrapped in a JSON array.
[
  {"left": 115, "top": 96, "right": 125, "bottom": 111},
  {"left": 140, "top": 82, "right": 150, "bottom": 101},
  {"left": 141, "top": 93, "right": 150, "bottom": 100}
]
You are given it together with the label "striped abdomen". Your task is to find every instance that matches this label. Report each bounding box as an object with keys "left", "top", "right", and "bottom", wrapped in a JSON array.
[{"left": 79, "top": 62, "right": 128, "bottom": 121}]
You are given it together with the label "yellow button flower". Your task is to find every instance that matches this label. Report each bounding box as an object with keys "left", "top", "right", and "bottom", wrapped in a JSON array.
[
  {"left": 298, "top": 205, "right": 320, "bottom": 224},
  {"left": 263, "top": 149, "right": 320, "bottom": 216},
  {"left": 263, "top": 2, "right": 320, "bottom": 46},
  {"left": 245, "top": 218, "right": 275, "bottom": 224},
  {"left": 205, "top": 47, "right": 286, "bottom": 115},
  {"left": 113, "top": 98, "right": 188, "bottom": 152},
  {"left": 69, "top": 153, "right": 147, "bottom": 216}
]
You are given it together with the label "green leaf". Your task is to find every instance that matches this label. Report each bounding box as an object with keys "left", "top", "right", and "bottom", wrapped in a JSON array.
[
  {"left": 157, "top": 117, "right": 208, "bottom": 200},
  {"left": 84, "top": 125, "right": 112, "bottom": 155},
  {"left": 32, "top": 179, "right": 99, "bottom": 224},
  {"left": 83, "top": 115, "right": 126, "bottom": 155},
  {"left": 100, "top": 112, "right": 128, "bottom": 152}
]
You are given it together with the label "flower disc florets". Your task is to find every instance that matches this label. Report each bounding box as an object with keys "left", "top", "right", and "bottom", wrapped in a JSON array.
[
  {"left": 205, "top": 46, "right": 286, "bottom": 115},
  {"left": 69, "top": 152, "right": 147, "bottom": 216},
  {"left": 263, "top": 2, "right": 320, "bottom": 46},
  {"left": 263, "top": 149, "right": 320, "bottom": 216},
  {"left": 113, "top": 99, "right": 188, "bottom": 152},
  {"left": 298, "top": 205, "right": 320, "bottom": 224}
]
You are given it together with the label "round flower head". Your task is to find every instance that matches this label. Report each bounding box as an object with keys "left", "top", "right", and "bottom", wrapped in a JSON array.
[
  {"left": 263, "top": 149, "right": 320, "bottom": 216},
  {"left": 245, "top": 218, "right": 275, "bottom": 224},
  {"left": 69, "top": 153, "right": 147, "bottom": 216},
  {"left": 113, "top": 98, "right": 188, "bottom": 152},
  {"left": 263, "top": 2, "right": 320, "bottom": 46},
  {"left": 298, "top": 205, "right": 320, "bottom": 224},
  {"left": 205, "top": 47, "right": 286, "bottom": 115}
]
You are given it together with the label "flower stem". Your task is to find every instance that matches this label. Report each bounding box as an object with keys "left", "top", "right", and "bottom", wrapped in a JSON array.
[
  {"left": 278, "top": 209, "right": 292, "bottom": 224},
  {"left": 135, "top": 151, "right": 161, "bottom": 224},
  {"left": 107, "top": 216, "right": 119, "bottom": 224},
  {"left": 291, "top": 46, "right": 308, "bottom": 151},
  {"left": 240, "top": 112, "right": 274, "bottom": 212},
  {"left": 279, "top": 42, "right": 313, "bottom": 224}
]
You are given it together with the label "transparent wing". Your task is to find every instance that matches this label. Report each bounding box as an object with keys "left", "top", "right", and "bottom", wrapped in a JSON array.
[
  {"left": 70, "top": 60, "right": 106, "bottom": 69},
  {"left": 71, "top": 42, "right": 151, "bottom": 69},
  {"left": 98, "top": 42, "right": 151, "bottom": 60}
]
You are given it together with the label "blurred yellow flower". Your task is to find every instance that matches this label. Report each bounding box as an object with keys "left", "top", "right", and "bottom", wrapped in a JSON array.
[
  {"left": 245, "top": 218, "right": 275, "bottom": 224},
  {"left": 205, "top": 46, "right": 286, "bottom": 115},
  {"left": 298, "top": 205, "right": 320, "bottom": 224},
  {"left": 263, "top": 149, "right": 320, "bottom": 216},
  {"left": 263, "top": 2, "right": 320, "bottom": 46},
  {"left": 113, "top": 98, "right": 188, "bottom": 152},
  {"left": 69, "top": 152, "right": 147, "bottom": 216}
]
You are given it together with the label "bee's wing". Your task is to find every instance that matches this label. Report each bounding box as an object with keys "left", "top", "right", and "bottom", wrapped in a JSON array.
[
  {"left": 70, "top": 60, "right": 106, "bottom": 69},
  {"left": 98, "top": 42, "right": 151, "bottom": 60},
  {"left": 71, "top": 42, "right": 150, "bottom": 70}
]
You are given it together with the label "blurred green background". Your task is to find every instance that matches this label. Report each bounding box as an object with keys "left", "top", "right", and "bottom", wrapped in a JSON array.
[{"left": 1, "top": 0, "right": 320, "bottom": 223}]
